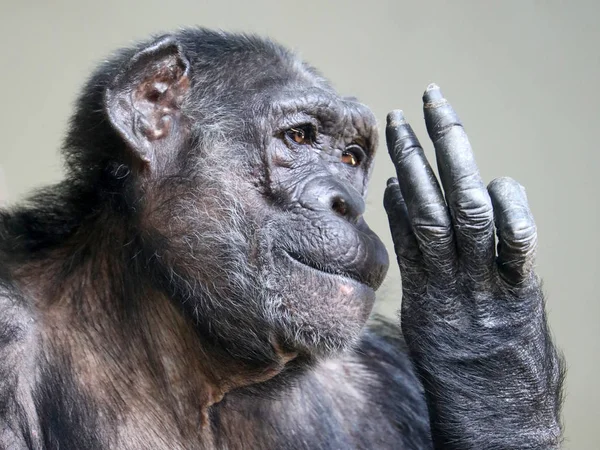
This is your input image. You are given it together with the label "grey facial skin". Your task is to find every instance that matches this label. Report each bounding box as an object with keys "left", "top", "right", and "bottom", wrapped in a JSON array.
[{"left": 0, "top": 29, "right": 563, "bottom": 449}]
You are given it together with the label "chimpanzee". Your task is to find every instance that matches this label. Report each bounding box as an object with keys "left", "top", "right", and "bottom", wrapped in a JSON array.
[{"left": 0, "top": 28, "right": 564, "bottom": 449}]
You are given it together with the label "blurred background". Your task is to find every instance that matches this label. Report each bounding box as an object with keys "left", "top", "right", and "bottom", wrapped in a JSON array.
[{"left": 0, "top": 0, "right": 598, "bottom": 447}]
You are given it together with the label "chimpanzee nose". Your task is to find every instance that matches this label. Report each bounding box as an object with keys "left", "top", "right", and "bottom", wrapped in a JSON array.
[{"left": 301, "top": 177, "right": 365, "bottom": 223}]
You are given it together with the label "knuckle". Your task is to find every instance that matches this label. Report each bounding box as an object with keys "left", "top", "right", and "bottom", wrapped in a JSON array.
[
  {"left": 387, "top": 124, "right": 421, "bottom": 159},
  {"left": 412, "top": 202, "right": 451, "bottom": 228},
  {"left": 410, "top": 202, "right": 454, "bottom": 244},
  {"left": 451, "top": 187, "right": 494, "bottom": 229},
  {"left": 455, "top": 202, "right": 494, "bottom": 226},
  {"left": 395, "top": 141, "right": 423, "bottom": 163},
  {"left": 502, "top": 219, "right": 538, "bottom": 253},
  {"left": 432, "top": 120, "right": 464, "bottom": 143},
  {"left": 413, "top": 222, "right": 453, "bottom": 242},
  {"left": 395, "top": 244, "right": 421, "bottom": 264}
]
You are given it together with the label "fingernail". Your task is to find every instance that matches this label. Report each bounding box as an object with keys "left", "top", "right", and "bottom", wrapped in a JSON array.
[
  {"left": 423, "top": 83, "right": 444, "bottom": 104},
  {"left": 386, "top": 110, "right": 406, "bottom": 127},
  {"left": 386, "top": 177, "right": 399, "bottom": 187}
]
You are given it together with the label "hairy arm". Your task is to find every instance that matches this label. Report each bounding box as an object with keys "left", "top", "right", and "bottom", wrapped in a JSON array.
[{"left": 383, "top": 86, "right": 565, "bottom": 449}]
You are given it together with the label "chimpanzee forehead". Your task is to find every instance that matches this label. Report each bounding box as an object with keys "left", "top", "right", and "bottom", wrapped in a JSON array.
[{"left": 177, "top": 29, "right": 377, "bottom": 148}]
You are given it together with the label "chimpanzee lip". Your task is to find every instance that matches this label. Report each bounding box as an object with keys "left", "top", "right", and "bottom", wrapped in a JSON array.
[{"left": 282, "top": 249, "right": 365, "bottom": 286}]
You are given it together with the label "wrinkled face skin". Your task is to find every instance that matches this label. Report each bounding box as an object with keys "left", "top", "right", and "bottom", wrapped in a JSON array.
[
  {"left": 124, "top": 37, "right": 390, "bottom": 357},
  {"left": 256, "top": 89, "right": 389, "bottom": 352}
]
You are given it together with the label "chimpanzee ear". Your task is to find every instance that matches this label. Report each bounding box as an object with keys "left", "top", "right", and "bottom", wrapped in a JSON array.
[{"left": 105, "top": 36, "right": 191, "bottom": 169}]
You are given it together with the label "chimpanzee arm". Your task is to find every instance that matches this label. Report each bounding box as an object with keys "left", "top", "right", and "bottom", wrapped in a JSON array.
[{"left": 383, "top": 85, "right": 565, "bottom": 449}]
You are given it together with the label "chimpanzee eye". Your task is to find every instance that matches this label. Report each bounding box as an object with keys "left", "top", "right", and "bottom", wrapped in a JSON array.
[
  {"left": 284, "top": 124, "right": 315, "bottom": 146},
  {"left": 341, "top": 145, "right": 365, "bottom": 167}
]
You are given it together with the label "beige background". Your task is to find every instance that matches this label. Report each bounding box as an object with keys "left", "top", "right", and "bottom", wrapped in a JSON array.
[{"left": 1, "top": 0, "right": 598, "bottom": 448}]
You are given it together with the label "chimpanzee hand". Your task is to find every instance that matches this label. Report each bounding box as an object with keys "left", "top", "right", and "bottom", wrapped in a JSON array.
[{"left": 384, "top": 85, "right": 564, "bottom": 449}]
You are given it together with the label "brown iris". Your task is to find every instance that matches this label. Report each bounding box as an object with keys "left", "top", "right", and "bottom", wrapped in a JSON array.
[
  {"left": 285, "top": 125, "right": 314, "bottom": 145},
  {"left": 341, "top": 151, "right": 359, "bottom": 167}
]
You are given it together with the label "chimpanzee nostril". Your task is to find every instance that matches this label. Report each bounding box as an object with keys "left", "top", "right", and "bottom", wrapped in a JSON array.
[
  {"left": 300, "top": 176, "right": 365, "bottom": 223},
  {"left": 331, "top": 197, "right": 349, "bottom": 217}
]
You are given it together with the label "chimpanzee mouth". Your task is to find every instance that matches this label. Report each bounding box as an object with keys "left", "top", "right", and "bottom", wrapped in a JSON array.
[{"left": 282, "top": 249, "right": 365, "bottom": 286}]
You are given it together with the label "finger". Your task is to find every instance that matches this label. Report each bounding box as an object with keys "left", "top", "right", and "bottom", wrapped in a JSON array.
[
  {"left": 487, "top": 177, "right": 537, "bottom": 286},
  {"left": 422, "top": 84, "right": 495, "bottom": 282},
  {"left": 383, "top": 178, "right": 426, "bottom": 292},
  {"left": 386, "top": 110, "right": 456, "bottom": 281}
]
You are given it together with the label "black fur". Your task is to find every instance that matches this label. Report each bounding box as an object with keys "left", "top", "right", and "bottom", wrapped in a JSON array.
[{"left": 0, "top": 28, "right": 564, "bottom": 449}]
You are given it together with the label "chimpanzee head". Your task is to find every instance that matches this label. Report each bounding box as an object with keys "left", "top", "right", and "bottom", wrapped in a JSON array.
[{"left": 65, "top": 29, "right": 389, "bottom": 358}]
